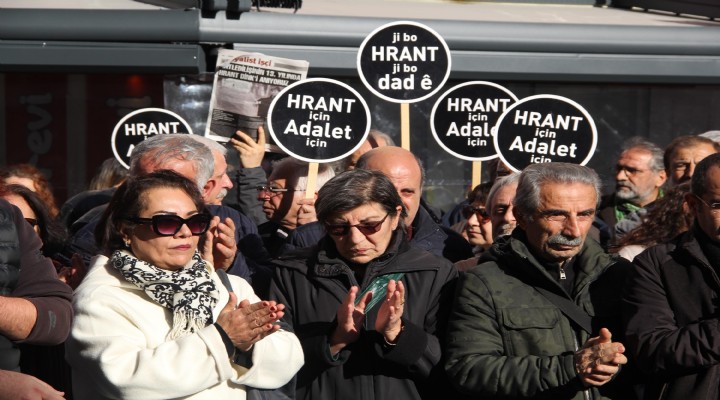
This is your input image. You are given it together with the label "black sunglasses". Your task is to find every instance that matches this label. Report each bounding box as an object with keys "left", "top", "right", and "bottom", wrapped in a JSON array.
[
  {"left": 462, "top": 205, "right": 490, "bottom": 221},
  {"left": 325, "top": 213, "right": 390, "bottom": 236},
  {"left": 124, "top": 214, "right": 212, "bottom": 237}
]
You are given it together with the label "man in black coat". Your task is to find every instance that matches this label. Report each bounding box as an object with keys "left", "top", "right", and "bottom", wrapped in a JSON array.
[{"left": 623, "top": 152, "right": 720, "bottom": 400}]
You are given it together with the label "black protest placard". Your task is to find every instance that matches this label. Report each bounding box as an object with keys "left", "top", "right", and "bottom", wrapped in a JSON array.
[
  {"left": 430, "top": 81, "right": 518, "bottom": 161},
  {"left": 111, "top": 108, "right": 193, "bottom": 169},
  {"left": 357, "top": 20, "right": 451, "bottom": 103},
  {"left": 267, "top": 78, "right": 370, "bottom": 163},
  {"left": 493, "top": 95, "right": 597, "bottom": 172}
]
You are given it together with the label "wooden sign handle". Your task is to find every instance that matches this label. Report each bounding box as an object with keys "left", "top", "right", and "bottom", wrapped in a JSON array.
[
  {"left": 304, "top": 162, "right": 319, "bottom": 199},
  {"left": 472, "top": 161, "right": 482, "bottom": 190},
  {"left": 400, "top": 103, "right": 410, "bottom": 150}
]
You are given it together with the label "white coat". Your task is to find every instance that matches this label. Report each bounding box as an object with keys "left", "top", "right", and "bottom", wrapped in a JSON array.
[{"left": 66, "top": 255, "right": 304, "bottom": 400}]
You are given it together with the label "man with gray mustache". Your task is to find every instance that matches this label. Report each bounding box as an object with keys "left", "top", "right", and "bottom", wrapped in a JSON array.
[{"left": 445, "top": 162, "right": 635, "bottom": 400}]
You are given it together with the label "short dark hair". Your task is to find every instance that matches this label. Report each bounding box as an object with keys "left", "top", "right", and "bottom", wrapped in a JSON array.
[
  {"left": 691, "top": 153, "right": 720, "bottom": 197},
  {"left": 315, "top": 169, "right": 407, "bottom": 230},
  {"left": 95, "top": 170, "right": 206, "bottom": 254},
  {"left": 0, "top": 184, "right": 67, "bottom": 256},
  {"left": 467, "top": 181, "right": 494, "bottom": 205}
]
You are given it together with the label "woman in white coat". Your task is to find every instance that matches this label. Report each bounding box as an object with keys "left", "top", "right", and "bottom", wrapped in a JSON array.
[{"left": 66, "top": 170, "right": 303, "bottom": 399}]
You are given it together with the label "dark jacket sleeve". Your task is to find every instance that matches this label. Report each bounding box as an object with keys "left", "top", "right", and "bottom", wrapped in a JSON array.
[
  {"left": 623, "top": 247, "right": 720, "bottom": 376},
  {"left": 234, "top": 167, "right": 269, "bottom": 226},
  {"left": 440, "top": 226, "right": 474, "bottom": 263},
  {"left": 375, "top": 264, "right": 457, "bottom": 379},
  {"left": 286, "top": 222, "right": 325, "bottom": 249},
  {"left": 268, "top": 264, "right": 350, "bottom": 378},
  {"left": 8, "top": 203, "right": 73, "bottom": 345},
  {"left": 208, "top": 205, "right": 272, "bottom": 293}
]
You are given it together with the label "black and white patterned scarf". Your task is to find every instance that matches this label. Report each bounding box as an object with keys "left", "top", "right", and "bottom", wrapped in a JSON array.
[{"left": 111, "top": 250, "right": 220, "bottom": 340}]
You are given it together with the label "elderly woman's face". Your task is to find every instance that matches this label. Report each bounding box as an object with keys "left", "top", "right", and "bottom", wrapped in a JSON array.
[
  {"left": 326, "top": 202, "right": 400, "bottom": 265},
  {"left": 464, "top": 199, "right": 493, "bottom": 249},
  {"left": 122, "top": 187, "right": 202, "bottom": 271}
]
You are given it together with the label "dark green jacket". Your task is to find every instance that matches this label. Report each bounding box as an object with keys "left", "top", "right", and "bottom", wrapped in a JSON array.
[{"left": 445, "top": 230, "right": 633, "bottom": 399}]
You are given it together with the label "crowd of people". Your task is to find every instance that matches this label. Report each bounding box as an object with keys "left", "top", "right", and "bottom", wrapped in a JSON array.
[{"left": 2, "top": 127, "right": 720, "bottom": 400}]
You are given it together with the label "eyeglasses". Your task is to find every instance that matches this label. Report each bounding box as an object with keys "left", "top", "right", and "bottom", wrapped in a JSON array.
[
  {"left": 694, "top": 195, "right": 720, "bottom": 213},
  {"left": 325, "top": 213, "right": 390, "bottom": 236},
  {"left": 123, "top": 214, "right": 212, "bottom": 236},
  {"left": 615, "top": 165, "right": 650, "bottom": 177},
  {"left": 24, "top": 217, "right": 38, "bottom": 227},
  {"left": 256, "top": 185, "right": 304, "bottom": 196},
  {"left": 462, "top": 205, "right": 490, "bottom": 221}
]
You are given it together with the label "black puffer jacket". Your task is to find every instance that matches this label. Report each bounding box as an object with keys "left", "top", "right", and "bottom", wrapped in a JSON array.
[
  {"left": 623, "top": 229, "right": 720, "bottom": 400},
  {"left": 269, "top": 231, "right": 458, "bottom": 400}
]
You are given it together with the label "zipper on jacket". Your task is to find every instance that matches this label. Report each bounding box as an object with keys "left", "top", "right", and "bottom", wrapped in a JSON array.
[
  {"left": 559, "top": 265, "right": 566, "bottom": 280},
  {"left": 573, "top": 332, "right": 594, "bottom": 400}
]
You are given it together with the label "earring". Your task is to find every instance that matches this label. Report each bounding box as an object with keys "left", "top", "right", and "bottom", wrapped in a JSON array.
[{"left": 123, "top": 239, "right": 131, "bottom": 248}]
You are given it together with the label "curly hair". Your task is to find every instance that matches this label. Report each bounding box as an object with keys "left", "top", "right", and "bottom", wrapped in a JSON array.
[
  {"left": 0, "top": 164, "right": 59, "bottom": 218},
  {"left": 610, "top": 182, "right": 692, "bottom": 252}
]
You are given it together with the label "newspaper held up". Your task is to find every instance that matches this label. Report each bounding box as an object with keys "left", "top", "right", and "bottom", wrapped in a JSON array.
[{"left": 205, "top": 49, "right": 309, "bottom": 153}]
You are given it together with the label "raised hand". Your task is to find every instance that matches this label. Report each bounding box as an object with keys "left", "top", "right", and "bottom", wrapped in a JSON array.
[
  {"left": 375, "top": 280, "right": 405, "bottom": 344},
  {"left": 574, "top": 328, "right": 627, "bottom": 387},
  {"left": 330, "top": 286, "right": 371, "bottom": 355},
  {"left": 216, "top": 292, "right": 285, "bottom": 352},
  {"left": 229, "top": 128, "right": 266, "bottom": 169},
  {"left": 296, "top": 198, "right": 318, "bottom": 226},
  {"left": 201, "top": 216, "right": 236, "bottom": 270}
]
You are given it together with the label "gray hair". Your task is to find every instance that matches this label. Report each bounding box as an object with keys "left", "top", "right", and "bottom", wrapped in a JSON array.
[
  {"left": 691, "top": 153, "right": 720, "bottom": 197},
  {"left": 513, "top": 163, "right": 601, "bottom": 219},
  {"left": 699, "top": 130, "right": 720, "bottom": 144},
  {"left": 188, "top": 134, "right": 228, "bottom": 157},
  {"left": 128, "top": 134, "right": 214, "bottom": 190},
  {"left": 269, "top": 158, "right": 335, "bottom": 192},
  {"left": 621, "top": 137, "right": 664, "bottom": 173},
  {"left": 486, "top": 173, "right": 519, "bottom": 211},
  {"left": 316, "top": 169, "right": 407, "bottom": 230}
]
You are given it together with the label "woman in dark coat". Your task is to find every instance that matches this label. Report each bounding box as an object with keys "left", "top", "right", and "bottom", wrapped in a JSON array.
[{"left": 269, "top": 169, "right": 458, "bottom": 400}]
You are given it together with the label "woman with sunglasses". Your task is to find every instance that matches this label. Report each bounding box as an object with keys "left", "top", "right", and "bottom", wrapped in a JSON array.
[
  {"left": 269, "top": 169, "right": 458, "bottom": 400},
  {"left": 66, "top": 170, "right": 303, "bottom": 399},
  {"left": 452, "top": 182, "right": 494, "bottom": 272},
  {"left": 452, "top": 182, "right": 494, "bottom": 252}
]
